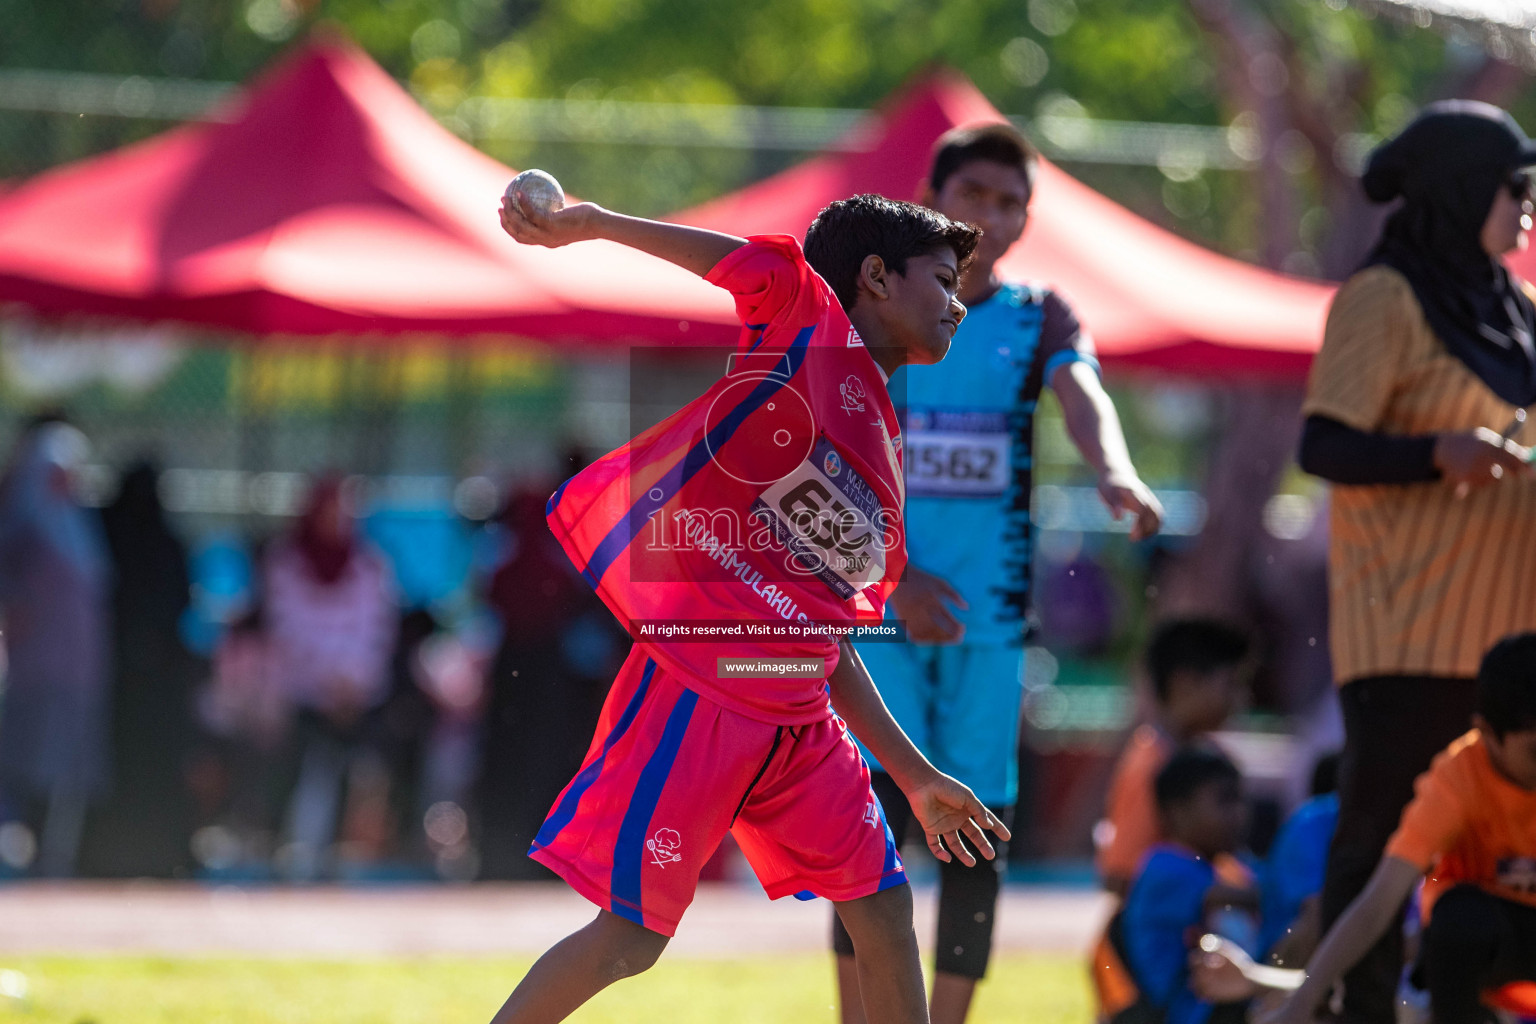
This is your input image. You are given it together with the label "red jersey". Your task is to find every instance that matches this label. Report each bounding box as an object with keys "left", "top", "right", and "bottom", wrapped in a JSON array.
[{"left": 546, "top": 236, "right": 907, "bottom": 725}]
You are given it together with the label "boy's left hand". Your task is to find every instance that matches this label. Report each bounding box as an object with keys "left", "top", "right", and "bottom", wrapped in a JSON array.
[
  {"left": 905, "top": 773, "right": 1011, "bottom": 867},
  {"left": 1097, "top": 469, "right": 1163, "bottom": 541}
]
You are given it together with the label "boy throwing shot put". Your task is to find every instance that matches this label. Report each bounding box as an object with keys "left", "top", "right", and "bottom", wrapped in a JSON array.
[{"left": 489, "top": 183, "right": 1010, "bottom": 1024}]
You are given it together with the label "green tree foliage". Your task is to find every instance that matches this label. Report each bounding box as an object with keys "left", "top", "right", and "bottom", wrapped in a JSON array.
[{"left": 3, "top": 0, "right": 1533, "bottom": 257}]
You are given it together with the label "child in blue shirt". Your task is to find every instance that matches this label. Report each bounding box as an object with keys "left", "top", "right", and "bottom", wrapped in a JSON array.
[{"left": 1118, "top": 748, "right": 1259, "bottom": 1024}]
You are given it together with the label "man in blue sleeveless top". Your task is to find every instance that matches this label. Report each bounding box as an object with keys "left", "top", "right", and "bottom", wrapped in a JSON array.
[{"left": 832, "top": 123, "right": 1164, "bottom": 1024}]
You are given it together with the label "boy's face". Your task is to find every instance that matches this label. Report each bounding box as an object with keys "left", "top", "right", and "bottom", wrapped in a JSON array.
[
  {"left": 1480, "top": 717, "right": 1536, "bottom": 789},
  {"left": 1167, "top": 665, "right": 1245, "bottom": 734},
  {"left": 925, "top": 160, "right": 1032, "bottom": 269},
  {"left": 872, "top": 248, "right": 966, "bottom": 366},
  {"left": 1166, "top": 777, "right": 1247, "bottom": 858}
]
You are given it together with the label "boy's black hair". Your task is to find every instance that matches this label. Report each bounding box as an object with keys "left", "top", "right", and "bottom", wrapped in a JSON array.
[
  {"left": 804, "top": 194, "right": 979, "bottom": 313},
  {"left": 929, "top": 122, "right": 1040, "bottom": 196},
  {"left": 1477, "top": 633, "right": 1536, "bottom": 739},
  {"left": 1154, "top": 747, "right": 1242, "bottom": 812},
  {"left": 1146, "top": 618, "right": 1251, "bottom": 703}
]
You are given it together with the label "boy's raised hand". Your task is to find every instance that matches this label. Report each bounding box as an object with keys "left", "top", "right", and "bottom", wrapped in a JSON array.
[
  {"left": 497, "top": 196, "right": 746, "bottom": 276},
  {"left": 905, "top": 772, "right": 1011, "bottom": 867},
  {"left": 498, "top": 194, "right": 599, "bottom": 249}
]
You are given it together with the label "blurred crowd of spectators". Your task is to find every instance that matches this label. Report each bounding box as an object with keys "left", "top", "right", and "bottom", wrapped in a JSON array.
[
  {"left": 0, "top": 415, "right": 1339, "bottom": 885},
  {"left": 0, "top": 414, "right": 627, "bottom": 881}
]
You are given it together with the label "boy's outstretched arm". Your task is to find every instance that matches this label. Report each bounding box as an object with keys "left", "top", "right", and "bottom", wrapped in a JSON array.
[
  {"left": 1257, "top": 856, "right": 1422, "bottom": 1024},
  {"left": 828, "top": 639, "right": 1011, "bottom": 866},
  {"left": 1054, "top": 362, "right": 1163, "bottom": 541},
  {"left": 499, "top": 193, "right": 747, "bottom": 278}
]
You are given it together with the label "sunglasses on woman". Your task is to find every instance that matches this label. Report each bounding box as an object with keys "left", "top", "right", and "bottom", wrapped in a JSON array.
[{"left": 1508, "top": 171, "right": 1533, "bottom": 200}]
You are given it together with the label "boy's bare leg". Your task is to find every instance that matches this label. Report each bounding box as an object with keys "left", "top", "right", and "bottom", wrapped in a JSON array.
[
  {"left": 837, "top": 955, "right": 977, "bottom": 1024},
  {"left": 835, "top": 954, "right": 866, "bottom": 1024},
  {"left": 835, "top": 884, "right": 930, "bottom": 1024},
  {"left": 929, "top": 972, "right": 977, "bottom": 1024},
  {"left": 489, "top": 910, "right": 669, "bottom": 1024}
]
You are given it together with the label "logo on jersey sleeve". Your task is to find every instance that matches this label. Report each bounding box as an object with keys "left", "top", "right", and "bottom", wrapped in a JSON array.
[
  {"left": 648, "top": 828, "right": 682, "bottom": 868},
  {"left": 840, "top": 375, "right": 867, "bottom": 415},
  {"left": 751, "top": 438, "right": 888, "bottom": 599},
  {"left": 846, "top": 326, "right": 865, "bottom": 348}
]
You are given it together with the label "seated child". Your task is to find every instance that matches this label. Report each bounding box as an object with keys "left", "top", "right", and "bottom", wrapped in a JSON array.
[
  {"left": 1259, "top": 753, "right": 1341, "bottom": 967},
  {"left": 1258, "top": 633, "right": 1536, "bottom": 1024},
  {"left": 1098, "top": 619, "right": 1252, "bottom": 895},
  {"left": 1096, "top": 747, "right": 1260, "bottom": 1024}
]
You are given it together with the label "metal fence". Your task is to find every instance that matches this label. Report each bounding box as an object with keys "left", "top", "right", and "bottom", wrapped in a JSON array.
[{"left": 0, "top": 68, "right": 1256, "bottom": 542}]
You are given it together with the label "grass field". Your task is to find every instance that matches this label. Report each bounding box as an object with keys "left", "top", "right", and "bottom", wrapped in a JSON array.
[{"left": 0, "top": 953, "right": 1091, "bottom": 1023}]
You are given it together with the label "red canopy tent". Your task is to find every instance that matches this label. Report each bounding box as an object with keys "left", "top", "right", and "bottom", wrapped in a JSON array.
[
  {"left": 0, "top": 36, "right": 737, "bottom": 343},
  {"left": 0, "top": 42, "right": 1333, "bottom": 370},
  {"left": 678, "top": 71, "right": 1335, "bottom": 377}
]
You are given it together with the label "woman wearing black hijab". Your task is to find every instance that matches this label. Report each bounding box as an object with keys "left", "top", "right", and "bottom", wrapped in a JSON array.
[
  {"left": 78, "top": 462, "right": 203, "bottom": 877},
  {"left": 1297, "top": 100, "right": 1536, "bottom": 1024}
]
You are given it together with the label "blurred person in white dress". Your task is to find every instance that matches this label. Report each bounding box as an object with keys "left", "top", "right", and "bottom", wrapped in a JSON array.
[{"left": 263, "top": 476, "right": 398, "bottom": 880}]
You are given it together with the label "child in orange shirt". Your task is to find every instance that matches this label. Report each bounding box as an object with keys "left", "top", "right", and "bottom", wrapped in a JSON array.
[
  {"left": 1256, "top": 633, "right": 1536, "bottom": 1024},
  {"left": 1097, "top": 619, "right": 1251, "bottom": 895}
]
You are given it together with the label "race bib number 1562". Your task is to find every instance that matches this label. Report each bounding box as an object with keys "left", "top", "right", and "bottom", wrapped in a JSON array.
[{"left": 906, "top": 429, "right": 1009, "bottom": 497}]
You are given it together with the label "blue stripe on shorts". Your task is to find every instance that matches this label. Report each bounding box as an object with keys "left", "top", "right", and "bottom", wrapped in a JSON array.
[{"left": 609, "top": 688, "right": 700, "bottom": 924}]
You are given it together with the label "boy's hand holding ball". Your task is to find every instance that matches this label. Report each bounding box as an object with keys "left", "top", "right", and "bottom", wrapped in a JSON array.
[{"left": 499, "top": 169, "right": 596, "bottom": 249}]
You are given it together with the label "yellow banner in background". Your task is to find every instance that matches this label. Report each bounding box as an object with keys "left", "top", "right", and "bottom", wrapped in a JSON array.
[{"left": 234, "top": 341, "right": 558, "bottom": 410}]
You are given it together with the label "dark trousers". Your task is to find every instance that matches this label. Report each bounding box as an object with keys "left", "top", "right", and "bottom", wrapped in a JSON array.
[
  {"left": 1422, "top": 885, "right": 1536, "bottom": 1024},
  {"left": 1320, "top": 675, "right": 1477, "bottom": 1024},
  {"left": 830, "top": 771, "right": 1013, "bottom": 980}
]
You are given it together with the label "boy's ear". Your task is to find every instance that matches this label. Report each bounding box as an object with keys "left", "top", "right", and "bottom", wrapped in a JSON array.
[
  {"left": 858, "top": 254, "right": 892, "bottom": 301},
  {"left": 918, "top": 182, "right": 936, "bottom": 207}
]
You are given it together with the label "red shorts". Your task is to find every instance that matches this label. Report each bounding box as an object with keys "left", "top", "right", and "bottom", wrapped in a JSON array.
[{"left": 528, "top": 648, "right": 907, "bottom": 936}]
